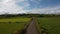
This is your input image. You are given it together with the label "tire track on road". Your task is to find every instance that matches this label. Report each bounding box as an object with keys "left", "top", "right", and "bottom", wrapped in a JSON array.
[{"left": 25, "top": 18, "right": 38, "bottom": 34}]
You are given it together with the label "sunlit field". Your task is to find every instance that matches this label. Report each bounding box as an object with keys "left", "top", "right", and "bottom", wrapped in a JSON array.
[
  {"left": 38, "top": 17, "right": 60, "bottom": 34},
  {"left": 0, "top": 17, "right": 31, "bottom": 34}
]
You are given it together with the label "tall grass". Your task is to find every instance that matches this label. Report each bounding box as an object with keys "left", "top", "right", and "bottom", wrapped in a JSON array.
[
  {"left": 0, "top": 17, "right": 31, "bottom": 34},
  {"left": 38, "top": 17, "right": 60, "bottom": 34}
]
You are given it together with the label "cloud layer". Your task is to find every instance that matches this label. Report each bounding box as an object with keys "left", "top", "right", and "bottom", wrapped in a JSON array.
[
  {"left": 0, "top": 0, "right": 60, "bottom": 14},
  {"left": 0, "top": 0, "right": 29, "bottom": 14},
  {"left": 26, "top": 6, "right": 60, "bottom": 14}
]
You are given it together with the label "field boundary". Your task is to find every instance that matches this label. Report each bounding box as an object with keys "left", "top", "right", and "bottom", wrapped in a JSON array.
[
  {"left": 19, "top": 18, "right": 32, "bottom": 34},
  {"left": 13, "top": 18, "right": 31, "bottom": 34},
  {"left": 35, "top": 18, "right": 42, "bottom": 34}
]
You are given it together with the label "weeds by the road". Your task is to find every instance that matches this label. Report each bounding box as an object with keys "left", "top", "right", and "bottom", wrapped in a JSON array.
[
  {"left": 0, "top": 17, "right": 31, "bottom": 34},
  {"left": 38, "top": 17, "right": 60, "bottom": 34}
]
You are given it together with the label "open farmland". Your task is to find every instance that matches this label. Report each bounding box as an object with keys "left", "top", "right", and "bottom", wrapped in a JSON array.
[
  {"left": 38, "top": 17, "right": 60, "bottom": 34},
  {"left": 0, "top": 17, "right": 31, "bottom": 34}
]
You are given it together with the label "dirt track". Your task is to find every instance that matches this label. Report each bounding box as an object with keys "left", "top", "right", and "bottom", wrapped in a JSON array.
[{"left": 25, "top": 18, "right": 38, "bottom": 34}]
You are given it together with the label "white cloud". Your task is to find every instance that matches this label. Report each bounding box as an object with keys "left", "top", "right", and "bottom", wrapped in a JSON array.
[
  {"left": 23, "top": 2, "right": 30, "bottom": 7},
  {"left": 0, "top": 0, "right": 60, "bottom": 14},
  {"left": 17, "top": 0, "right": 25, "bottom": 2},
  {"left": 30, "top": 0, "right": 41, "bottom": 4},
  {"left": 0, "top": 0, "right": 30, "bottom": 14},
  {"left": 26, "top": 6, "right": 60, "bottom": 14}
]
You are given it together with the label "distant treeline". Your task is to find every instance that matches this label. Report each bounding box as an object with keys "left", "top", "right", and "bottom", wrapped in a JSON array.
[{"left": 0, "top": 14, "right": 60, "bottom": 18}]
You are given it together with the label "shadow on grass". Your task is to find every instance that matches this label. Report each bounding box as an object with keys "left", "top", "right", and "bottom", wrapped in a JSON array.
[
  {"left": 41, "top": 27, "right": 49, "bottom": 34},
  {"left": 12, "top": 22, "right": 30, "bottom": 34}
]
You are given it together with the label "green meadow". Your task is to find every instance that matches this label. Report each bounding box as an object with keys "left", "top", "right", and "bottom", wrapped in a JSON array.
[
  {"left": 38, "top": 17, "right": 60, "bottom": 34},
  {"left": 0, "top": 17, "right": 31, "bottom": 34}
]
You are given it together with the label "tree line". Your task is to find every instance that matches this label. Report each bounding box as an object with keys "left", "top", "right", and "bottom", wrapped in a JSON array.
[{"left": 0, "top": 14, "right": 60, "bottom": 18}]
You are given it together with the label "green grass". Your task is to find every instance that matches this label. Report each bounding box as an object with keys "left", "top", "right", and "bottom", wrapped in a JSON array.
[
  {"left": 38, "top": 17, "right": 60, "bottom": 34},
  {"left": 0, "top": 17, "right": 31, "bottom": 23},
  {"left": 0, "top": 17, "right": 31, "bottom": 34}
]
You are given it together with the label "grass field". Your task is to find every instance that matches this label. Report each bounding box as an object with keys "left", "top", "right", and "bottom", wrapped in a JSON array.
[
  {"left": 38, "top": 17, "right": 60, "bottom": 34},
  {"left": 0, "top": 17, "right": 31, "bottom": 34}
]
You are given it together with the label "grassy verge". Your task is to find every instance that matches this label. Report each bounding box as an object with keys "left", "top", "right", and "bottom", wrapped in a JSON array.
[
  {"left": 37, "top": 17, "right": 60, "bottom": 34},
  {"left": 0, "top": 17, "right": 31, "bottom": 34},
  {"left": 35, "top": 18, "right": 42, "bottom": 34}
]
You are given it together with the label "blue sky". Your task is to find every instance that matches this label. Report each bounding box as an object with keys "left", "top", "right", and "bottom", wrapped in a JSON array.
[
  {"left": 16, "top": 0, "right": 60, "bottom": 10},
  {"left": 0, "top": 0, "right": 60, "bottom": 14}
]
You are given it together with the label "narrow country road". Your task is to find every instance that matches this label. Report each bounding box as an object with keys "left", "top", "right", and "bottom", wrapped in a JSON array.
[{"left": 25, "top": 17, "right": 38, "bottom": 34}]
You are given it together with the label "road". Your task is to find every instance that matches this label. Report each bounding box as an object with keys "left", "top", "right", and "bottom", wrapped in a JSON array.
[
  {"left": 13, "top": 17, "right": 47, "bottom": 34},
  {"left": 25, "top": 18, "right": 38, "bottom": 34}
]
